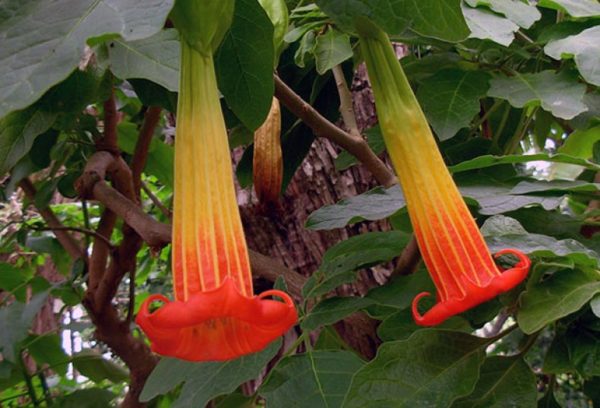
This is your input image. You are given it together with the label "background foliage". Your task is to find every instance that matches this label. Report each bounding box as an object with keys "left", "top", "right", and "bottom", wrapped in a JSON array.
[{"left": 1, "top": 0, "right": 600, "bottom": 406}]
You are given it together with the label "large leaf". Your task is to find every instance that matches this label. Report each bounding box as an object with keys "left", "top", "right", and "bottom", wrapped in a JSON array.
[
  {"left": 305, "top": 186, "right": 405, "bottom": 230},
  {"left": 302, "top": 296, "right": 375, "bottom": 331},
  {"left": 109, "top": 29, "right": 180, "bottom": 92},
  {"left": 452, "top": 356, "right": 537, "bottom": 408},
  {"left": 216, "top": 0, "right": 274, "bottom": 131},
  {"left": 260, "top": 351, "right": 364, "bottom": 408},
  {"left": 26, "top": 334, "right": 69, "bottom": 376},
  {"left": 465, "top": 0, "right": 541, "bottom": 29},
  {"left": 0, "top": 105, "right": 56, "bottom": 176},
  {"left": 417, "top": 69, "right": 490, "bottom": 141},
  {"left": 545, "top": 26, "right": 600, "bottom": 87},
  {"left": 517, "top": 268, "right": 600, "bottom": 334},
  {"left": 302, "top": 231, "right": 411, "bottom": 298},
  {"left": 538, "top": 0, "right": 600, "bottom": 17},
  {"left": 487, "top": 71, "right": 587, "bottom": 120},
  {"left": 342, "top": 330, "right": 487, "bottom": 407},
  {"left": 378, "top": 308, "right": 471, "bottom": 341},
  {"left": 55, "top": 389, "right": 115, "bottom": 408},
  {"left": 140, "top": 339, "right": 280, "bottom": 407},
  {"left": 306, "top": 179, "right": 592, "bottom": 230},
  {"left": 71, "top": 350, "right": 129, "bottom": 383},
  {"left": 462, "top": 3, "right": 519, "bottom": 46},
  {"left": 316, "top": 0, "right": 470, "bottom": 42},
  {"left": 0, "top": 0, "right": 174, "bottom": 119},
  {"left": 549, "top": 126, "right": 600, "bottom": 180},
  {"left": 314, "top": 29, "right": 353, "bottom": 74},
  {"left": 482, "top": 215, "right": 600, "bottom": 267},
  {"left": 450, "top": 153, "right": 600, "bottom": 174},
  {"left": 0, "top": 290, "right": 49, "bottom": 361}
]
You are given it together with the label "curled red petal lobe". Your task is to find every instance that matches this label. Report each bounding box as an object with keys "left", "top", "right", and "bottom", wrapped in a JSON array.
[
  {"left": 135, "top": 278, "right": 297, "bottom": 361},
  {"left": 412, "top": 249, "right": 531, "bottom": 326}
]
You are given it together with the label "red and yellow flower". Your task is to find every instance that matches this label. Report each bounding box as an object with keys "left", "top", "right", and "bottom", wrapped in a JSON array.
[
  {"left": 136, "top": 0, "right": 297, "bottom": 361},
  {"left": 356, "top": 20, "right": 531, "bottom": 326}
]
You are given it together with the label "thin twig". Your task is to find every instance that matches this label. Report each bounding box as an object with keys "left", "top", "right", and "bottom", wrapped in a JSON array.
[
  {"left": 141, "top": 181, "right": 172, "bottom": 218},
  {"left": 274, "top": 75, "right": 396, "bottom": 187},
  {"left": 332, "top": 65, "right": 361, "bottom": 137},
  {"left": 26, "top": 225, "right": 114, "bottom": 249}
]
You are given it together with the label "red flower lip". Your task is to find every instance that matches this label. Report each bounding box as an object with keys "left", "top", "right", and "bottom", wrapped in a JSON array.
[
  {"left": 136, "top": 278, "right": 297, "bottom": 361},
  {"left": 412, "top": 249, "right": 531, "bottom": 326}
]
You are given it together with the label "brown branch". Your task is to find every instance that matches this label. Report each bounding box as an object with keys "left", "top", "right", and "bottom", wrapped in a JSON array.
[
  {"left": 131, "top": 106, "right": 162, "bottom": 196},
  {"left": 391, "top": 237, "right": 420, "bottom": 277},
  {"left": 274, "top": 75, "right": 396, "bottom": 188},
  {"left": 98, "top": 90, "right": 119, "bottom": 153},
  {"left": 19, "top": 179, "right": 85, "bottom": 260},
  {"left": 332, "top": 65, "right": 360, "bottom": 138}
]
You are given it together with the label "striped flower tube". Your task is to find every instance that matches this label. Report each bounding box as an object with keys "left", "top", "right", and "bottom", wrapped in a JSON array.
[
  {"left": 136, "top": 1, "right": 296, "bottom": 360},
  {"left": 356, "top": 20, "right": 530, "bottom": 326}
]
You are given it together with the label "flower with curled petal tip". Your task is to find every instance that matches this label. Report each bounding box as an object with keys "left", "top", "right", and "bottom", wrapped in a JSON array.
[
  {"left": 356, "top": 19, "right": 531, "bottom": 326},
  {"left": 135, "top": 2, "right": 296, "bottom": 361}
]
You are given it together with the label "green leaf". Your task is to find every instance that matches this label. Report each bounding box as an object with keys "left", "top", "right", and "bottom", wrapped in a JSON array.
[
  {"left": 452, "top": 356, "right": 536, "bottom": 408},
  {"left": 109, "top": 28, "right": 180, "bottom": 92},
  {"left": 567, "top": 328, "right": 600, "bottom": 376},
  {"left": 517, "top": 268, "right": 600, "bottom": 334},
  {"left": 550, "top": 126, "right": 600, "bottom": 180},
  {"left": 450, "top": 153, "right": 600, "bottom": 174},
  {"left": 314, "top": 29, "right": 353, "bottom": 75},
  {"left": 261, "top": 351, "right": 364, "bottom": 408},
  {"left": 303, "top": 231, "right": 411, "bottom": 298},
  {"left": 0, "top": 105, "right": 56, "bottom": 176},
  {"left": 543, "top": 333, "right": 574, "bottom": 374},
  {"left": 55, "top": 389, "right": 116, "bottom": 408},
  {"left": 302, "top": 296, "right": 375, "bottom": 331},
  {"left": 216, "top": 0, "right": 274, "bottom": 131},
  {"left": 0, "top": 0, "right": 174, "bottom": 119},
  {"left": 365, "top": 268, "right": 434, "bottom": 317},
  {"left": 306, "top": 185, "right": 405, "bottom": 230},
  {"left": 343, "top": 330, "right": 487, "bottom": 407},
  {"left": 25, "top": 236, "right": 72, "bottom": 275},
  {"left": 465, "top": 0, "right": 541, "bottom": 29},
  {"left": 538, "top": 0, "right": 600, "bottom": 17},
  {"left": 488, "top": 71, "right": 587, "bottom": 120},
  {"left": 316, "top": 0, "right": 470, "bottom": 42},
  {"left": 0, "top": 290, "right": 49, "bottom": 361},
  {"left": 0, "top": 262, "right": 32, "bottom": 292},
  {"left": 140, "top": 339, "right": 281, "bottom": 407},
  {"left": 545, "top": 26, "right": 600, "bottom": 87},
  {"left": 26, "top": 334, "right": 69, "bottom": 375},
  {"left": 482, "top": 215, "right": 600, "bottom": 267},
  {"left": 462, "top": 3, "right": 519, "bottom": 46},
  {"left": 378, "top": 308, "right": 471, "bottom": 341},
  {"left": 417, "top": 69, "right": 490, "bottom": 141},
  {"left": 72, "top": 350, "right": 129, "bottom": 383}
]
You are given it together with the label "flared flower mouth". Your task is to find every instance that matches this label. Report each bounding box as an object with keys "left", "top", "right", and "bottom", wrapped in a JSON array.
[
  {"left": 412, "top": 249, "right": 531, "bottom": 326},
  {"left": 136, "top": 278, "right": 296, "bottom": 361}
]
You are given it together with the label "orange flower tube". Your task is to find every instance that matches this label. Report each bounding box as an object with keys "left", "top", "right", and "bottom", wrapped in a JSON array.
[
  {"left": 136, "top": 1, "right": 297, "bottom": 361},
  {"left": 356, "top": 20, "right": 530, "bottom": 326}
]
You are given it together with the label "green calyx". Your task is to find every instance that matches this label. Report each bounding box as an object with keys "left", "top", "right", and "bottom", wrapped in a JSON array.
[{"left": 170, "top": 0, "right": 235, "bottom": 55}]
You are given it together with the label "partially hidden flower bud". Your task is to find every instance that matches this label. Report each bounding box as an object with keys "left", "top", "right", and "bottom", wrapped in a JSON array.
[{"left": 253, "top": 97, "right": 283, "bottom": 208}]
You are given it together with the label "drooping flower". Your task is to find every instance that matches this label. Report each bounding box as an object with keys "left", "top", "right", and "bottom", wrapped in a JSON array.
[
  {"left": 356, "top": 20, "right": 531, "bottom": 326},
  {"left": 136, "top": 0, "right": 297, "bottom": 361}
]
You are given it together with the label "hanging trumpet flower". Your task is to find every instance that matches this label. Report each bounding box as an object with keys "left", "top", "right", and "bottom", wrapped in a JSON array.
[
  {"left": 356, "top": 19, "right": 530, "bottom": 326},
  {"left": 136, "top": 0, "right": 297, "bottom": 361}
]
